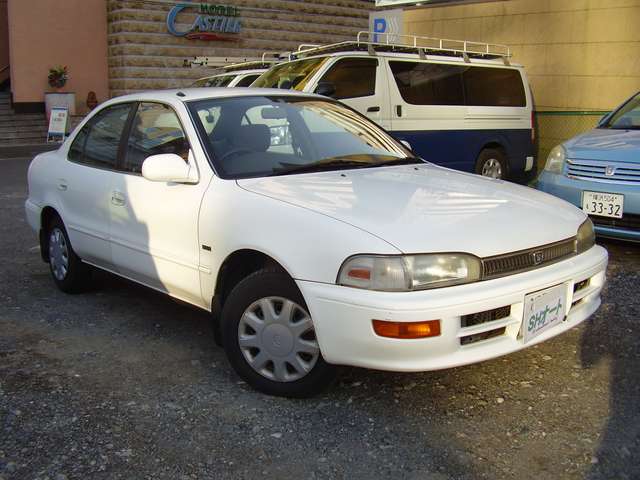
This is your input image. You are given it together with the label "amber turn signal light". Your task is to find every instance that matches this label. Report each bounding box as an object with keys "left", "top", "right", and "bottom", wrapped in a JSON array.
[{"left": 372, "top": 319, "right": 441, "bottom": 339}]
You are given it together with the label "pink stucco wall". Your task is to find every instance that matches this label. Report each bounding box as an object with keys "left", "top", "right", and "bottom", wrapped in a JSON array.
[
  {"left": 0, "top": 0, "right": 9, "bottom": 85},
  {"left": 7, "top": 0, "right": 109, "bottom": 113}
]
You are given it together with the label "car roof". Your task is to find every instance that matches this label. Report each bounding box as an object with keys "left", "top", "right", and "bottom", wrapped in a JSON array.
[{"left": 101, "top": 88, "right": 323, "bottom": 105}]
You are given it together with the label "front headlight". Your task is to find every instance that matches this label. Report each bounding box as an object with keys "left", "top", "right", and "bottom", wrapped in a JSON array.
[
  {"left": 576, "top": 218, "right": 595, "bottom": 254},
  {"left": 337, "top": 254, "right": 481, "bottom": 291},
  {"left": 544, "top": 145, "right": 566, "bottom": 174}
]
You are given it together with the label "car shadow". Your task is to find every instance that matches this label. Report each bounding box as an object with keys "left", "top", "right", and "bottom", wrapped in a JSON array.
[{"left": 579, "top": 239, "right": 640, "bottom": 479}]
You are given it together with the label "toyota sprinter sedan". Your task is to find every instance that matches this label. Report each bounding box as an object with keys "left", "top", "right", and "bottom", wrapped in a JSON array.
[{"left": 25, "top": 89, "right": 608, "bottom": 397}]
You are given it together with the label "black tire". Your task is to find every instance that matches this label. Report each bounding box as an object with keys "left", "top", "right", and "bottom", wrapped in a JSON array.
[
  {"left": 221, "top": 268, "right": 336, "bottom": 398},
  {"left": 45, "top": 215, "right": 92, "bottom": 293},
  {"left": 475, "top": 148, "right": 508, "bottom": 180}
]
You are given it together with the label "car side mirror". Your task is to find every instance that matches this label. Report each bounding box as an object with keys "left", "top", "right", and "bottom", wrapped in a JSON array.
[
  {"left": 597, "top": 112, "right": 610, "bottom": 127},
  {"left": 141, "top": 153, "right": 197, "bottom": 184},
  {"left": 315, "top": 82, "right": 336, "bottom": 98},
  {"left": 400, "top": 140, "right": 412, "bottom": 150}
]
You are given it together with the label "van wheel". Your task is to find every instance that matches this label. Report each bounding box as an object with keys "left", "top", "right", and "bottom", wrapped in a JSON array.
[
  {"left": 46, "top": 215, "right": 92, "bottom": 293},
  {"left": 476, "top": 149, "right": 508, "bottom": 179},
  {"left": 221, "top": 269, "right": 336, "bottom": 398}
]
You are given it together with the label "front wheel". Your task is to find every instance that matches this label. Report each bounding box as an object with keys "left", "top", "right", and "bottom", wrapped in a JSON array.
[
  {"left": 475, "top": 148, "right": 508, "bottom": 180},
  {"left": 221, "top": 269, "right": 336, "bottom": 397}
]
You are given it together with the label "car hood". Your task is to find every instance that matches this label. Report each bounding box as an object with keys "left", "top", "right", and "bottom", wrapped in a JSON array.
[
  {"left": 565, "top": 128, "right": 640, "bottom": 163},
  {"left": 237, "top": 165, "right": 585, "bottom": 257}
]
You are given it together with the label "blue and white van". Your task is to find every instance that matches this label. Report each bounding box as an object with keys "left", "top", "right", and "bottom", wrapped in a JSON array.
[{"left": 253, "top": 33, "right": 536, "bottom": 181}]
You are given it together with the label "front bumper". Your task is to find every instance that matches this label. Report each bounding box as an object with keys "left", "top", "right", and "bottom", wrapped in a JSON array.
[
  {"left": 537, "top": 171, "right": 640, "bottom": 241},
  {"left": 298, "top": 245, "right": 607, "bottom": 371}
]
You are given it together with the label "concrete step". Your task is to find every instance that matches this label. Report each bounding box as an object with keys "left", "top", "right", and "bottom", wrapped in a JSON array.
[
  {"left": 0, "top": 130, "right": 48, "bottom": 141},
  {"left": 0, "top": 113, "right": 43, "bottom": 120},
  {"left": 0, "top": 143, "right": 58, "bottom": 157},
  {"left": 0, "top": 125, "right": 49, "bottom": 134},
  {"left": 0, "top": 119, "right": 48, "bottom": 128}
]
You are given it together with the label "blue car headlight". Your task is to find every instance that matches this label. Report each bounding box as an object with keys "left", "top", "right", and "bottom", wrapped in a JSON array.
[{"left": 544, "top": 145, "right": 566, "bottom": 174}]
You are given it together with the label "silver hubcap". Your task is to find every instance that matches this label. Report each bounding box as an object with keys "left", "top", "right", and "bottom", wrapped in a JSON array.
[
  {"left": 481, "top": 158, "right": 503, "bottom": 179},
  {"left": 49, "top": 228, "right": 69, "bottom": 281},
  {"left": 238, "top": 297, "right": 320, "bottom": 382}
]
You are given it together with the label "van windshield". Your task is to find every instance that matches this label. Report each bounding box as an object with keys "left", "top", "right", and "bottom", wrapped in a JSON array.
[
  {"left": 188, "top": 95, "right": 419, "bottom": 179},
  {"left": 252, "top": 57, "right": 329, "bottom": 91}
]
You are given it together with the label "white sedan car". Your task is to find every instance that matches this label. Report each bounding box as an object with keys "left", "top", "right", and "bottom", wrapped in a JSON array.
[{"left": 25, "top": 88, "right": 608, "bottom": 397}]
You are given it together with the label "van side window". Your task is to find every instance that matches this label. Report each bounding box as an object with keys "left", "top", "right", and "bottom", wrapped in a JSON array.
[
  {"left": 463, "top": 67, "right": 526, "bottom": 107},
  {"left": 318, "top": 58, "right": 378, "bottom": 99},
  {"left": 123, "top": 103, "right": 190, "bottom": 174},
  {"left": 68, "top": 126, "right": 89, "bottom": 163},
  {"left": 389, "top": 61, "right": 465, "bottom": 106},
  {"left": 235, "top": 74, "right": 260, "bottom": 87},
  {"left": 76, "top": 103, "right": 133, "bottom": 169}
]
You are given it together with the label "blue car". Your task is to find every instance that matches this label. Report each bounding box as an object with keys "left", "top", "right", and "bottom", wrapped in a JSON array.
[{"left": 537, "top": 91, "right": 640, "bottom": 242}]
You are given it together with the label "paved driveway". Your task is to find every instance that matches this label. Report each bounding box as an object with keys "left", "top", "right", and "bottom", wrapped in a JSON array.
[{"left": 1, "top": 156, "right": 638, "bottom": 480}]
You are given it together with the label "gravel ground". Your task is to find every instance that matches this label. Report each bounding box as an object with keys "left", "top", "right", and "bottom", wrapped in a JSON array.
[{"left": 1, "top": 157, "right": 638, "bottom": 480}]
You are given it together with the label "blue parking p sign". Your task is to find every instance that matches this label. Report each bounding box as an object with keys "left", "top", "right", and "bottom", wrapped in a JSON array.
[{"left": 369, "top": 9, "right": 403, "bottom": 43}]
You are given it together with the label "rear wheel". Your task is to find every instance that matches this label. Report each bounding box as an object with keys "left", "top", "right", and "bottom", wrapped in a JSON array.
[
  {"left": 221, "top": 269, "right": 336, "bottom": 397},
  {"left": 475, "top": 148, "right": 508, "bottom": 179},
  {"left": 46, "top": 216, "right": 91, "bottom": 293}
]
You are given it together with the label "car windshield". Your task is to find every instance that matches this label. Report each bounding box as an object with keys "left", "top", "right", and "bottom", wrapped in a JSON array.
[
  {"left": 192, "top": 74, "right": 236, "bottom": 88},
  {"left": 188, "top": 95, "right": 418, "bottom": 179},
  {"left": 604, "top": 92, "right": 640, "bottom": 129},
  {"left": 251, "top": 57, "right": 329, "bottom": 91}
]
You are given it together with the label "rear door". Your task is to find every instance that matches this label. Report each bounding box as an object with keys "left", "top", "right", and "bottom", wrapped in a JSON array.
[
  {"left": 58, "top": 102, "right": 134, "bottom": 269},
  {"left": 313, "top": 57, "right": 391, "bottom": 129}
]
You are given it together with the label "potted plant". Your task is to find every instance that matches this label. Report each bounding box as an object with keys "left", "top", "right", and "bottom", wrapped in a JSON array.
[{"left": 44, "top": 65, "right": 76, "bottom": 120}]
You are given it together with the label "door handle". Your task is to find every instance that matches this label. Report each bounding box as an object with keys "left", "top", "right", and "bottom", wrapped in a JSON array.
[
  {"left": 111, "top": 191, "right": 126, "bottom": 207},
  {"left": 396, "top": 105, "right": 403, "bottom": 117},
  {"left": 57, "top": 180, "right": 68, "bottom": 191},
  {"left": 366, "top": 106, "right": 381, "bottom": 113}
]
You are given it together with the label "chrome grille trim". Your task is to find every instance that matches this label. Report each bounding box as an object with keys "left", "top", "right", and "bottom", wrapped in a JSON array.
[
  {"left": 566, "top": 158, "right": 640, "bottom": 185},
  {"left": 481, "top": 237, "right": 576, "bottom": 279}
]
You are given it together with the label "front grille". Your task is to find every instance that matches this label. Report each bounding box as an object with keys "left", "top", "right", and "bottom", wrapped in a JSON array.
[
  {"left": 590, "top": 213, "right": 640, "bottom": 231},
  {"left": 482, "top": 238, "right": 576, "bottom": 279},
  {"left": 461, "top": 306, "right": 511, "bottom": 328},
  {"left": 460, "top": 327, "right": 506, "bottom": 345},
  {"left": 566, "top": 159, "right": 640, "bottom": 184}
]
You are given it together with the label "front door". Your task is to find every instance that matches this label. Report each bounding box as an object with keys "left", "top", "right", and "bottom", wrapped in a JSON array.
[
  {"left": 313, "top": 57, "right": 392, "bottom": 130},
  {"left": 109, "top": 102, "right": 206, "bottom": 307}
]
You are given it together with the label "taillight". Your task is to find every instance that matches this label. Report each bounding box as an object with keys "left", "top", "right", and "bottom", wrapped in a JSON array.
[{"left": 531, "top": 111, "right": 536, "bottom": 143}]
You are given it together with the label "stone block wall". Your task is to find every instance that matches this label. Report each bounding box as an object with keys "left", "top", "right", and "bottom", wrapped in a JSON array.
[{"left": 107, "top": 0, "right": 370, "bottom": 97}]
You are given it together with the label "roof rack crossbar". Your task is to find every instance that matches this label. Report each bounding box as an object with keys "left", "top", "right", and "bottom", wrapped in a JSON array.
[{"left": 290, "top": 31, "right": 511, "bottom": 61}]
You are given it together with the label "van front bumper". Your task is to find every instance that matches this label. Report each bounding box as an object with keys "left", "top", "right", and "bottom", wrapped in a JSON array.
[{"left": 297, "top": 245, "right": 607, "bottom": 371}]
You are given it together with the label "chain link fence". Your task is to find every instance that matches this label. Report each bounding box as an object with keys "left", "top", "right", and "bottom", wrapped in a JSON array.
[{"left": 534, "top": 111, "right": 609, "bottom": 172}]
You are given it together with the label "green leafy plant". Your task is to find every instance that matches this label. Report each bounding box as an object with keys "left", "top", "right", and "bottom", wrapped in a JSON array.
[{"left": 48, "top": 65, "right": 68, "bottom": 89}]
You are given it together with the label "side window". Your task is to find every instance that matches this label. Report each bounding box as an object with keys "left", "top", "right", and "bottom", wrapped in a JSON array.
[
  {"left": 81, "top": 103, "right": 133, "bottom": 169},
  {"left": 389, "top": 61, "right": 465, "bottom": 106},
  {"left": 123, "top": 103, "right": 190, "bottom": 174},
  {"left": 68, "top": 125, "right": 89, "bottom": 163},
  {"left": 462, "top": 67, "right": 526, "bottom": 107},
  {"left": 235, "top": 74, "right": 259, "bottom": 87},
  {"left": 318, "top": 58, "right": 378, "bottom": 100}
]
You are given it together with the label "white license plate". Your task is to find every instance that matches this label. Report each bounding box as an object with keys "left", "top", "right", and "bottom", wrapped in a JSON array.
[
  {"left": 582, "top": 191, "right": 624, "bottom": 218},
  {"left": 522, "top": 284, "right": 567, "bottom": 343}
]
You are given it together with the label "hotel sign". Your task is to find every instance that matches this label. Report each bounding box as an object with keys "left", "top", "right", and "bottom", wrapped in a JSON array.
[{"left": 167, "top": 3, "right": 241, "bottom": 41}]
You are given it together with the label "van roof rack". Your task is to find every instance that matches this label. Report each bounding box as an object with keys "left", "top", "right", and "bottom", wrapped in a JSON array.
[
  {"left": 292, "top": 31, "right": 511, "bottom": 61},
  {"left": 186, "top": 53, "right": 282, "bottom": 72}
]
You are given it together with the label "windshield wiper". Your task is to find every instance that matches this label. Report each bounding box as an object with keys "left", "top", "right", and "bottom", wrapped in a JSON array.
[{"left": 271, "top": 156, "right": 423, "bottom": 176}]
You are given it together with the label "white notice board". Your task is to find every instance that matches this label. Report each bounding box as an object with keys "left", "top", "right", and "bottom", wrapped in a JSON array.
[{"left": 47, "top": 107, "right": 69, "bottom": 143}]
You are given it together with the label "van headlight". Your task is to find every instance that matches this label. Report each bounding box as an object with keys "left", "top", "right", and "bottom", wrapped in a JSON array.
[
  {"left": 576, "top": 218, "right": 595, "bottom": 254},
  {"left": 337, "top": 254, "right": 481, "bottom": 291},
  {"left": 544, "top": 145, "right": 566, "bottom": 174}
]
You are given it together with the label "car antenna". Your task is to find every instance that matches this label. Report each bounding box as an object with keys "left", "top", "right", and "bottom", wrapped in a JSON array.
[{"left": 176, "top": 91, "right": 186, "bottom": 97}]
